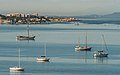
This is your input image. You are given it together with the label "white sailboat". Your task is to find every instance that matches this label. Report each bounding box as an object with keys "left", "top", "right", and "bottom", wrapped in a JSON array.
[
  {"left": 75, "top": 32, "right": 92, "bottom": 51},
  {"left": 94, "top": 34, "right": 108, "bottom": 57},
  {"left": 16, "top": 25, "right": 35, "bottom": 40},
  {"left": 9, "top": 48, "right": 24, "bottom": 72},
  {"left": 36, "top": 44, "right": 50, "bottom": 62}
]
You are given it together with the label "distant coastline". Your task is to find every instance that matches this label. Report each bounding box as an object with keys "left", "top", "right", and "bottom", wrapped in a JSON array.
[
  {"left": 0, "top": 13, "right": 78, "bottom": 25},
  {"left": 0, "top": 12, "right": 120, "bottom": 25}
]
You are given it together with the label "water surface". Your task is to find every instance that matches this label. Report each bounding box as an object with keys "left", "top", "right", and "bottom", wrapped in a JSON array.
[{"left": 0, "top": 24, "right": 120, "bottom": 75}]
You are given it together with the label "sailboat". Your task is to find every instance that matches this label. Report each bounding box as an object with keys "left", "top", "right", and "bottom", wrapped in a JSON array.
[
  {"left": 16, "top": 25, "right": 35, "bottom": 40},
  {"left": 75, "top": 32, "right": 92, "bottom": 51},
  {"left": 9, "top": 48, "right": 24, "bottom": 72},
  {"left": 93, "top": 34, "right": 108, "bottom": 57},
  {"left": 36, "top": 44, "right": 50, "bottom": 62}
]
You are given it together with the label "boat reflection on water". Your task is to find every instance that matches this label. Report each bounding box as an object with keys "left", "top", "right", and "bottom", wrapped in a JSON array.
[
  {"left": 94, "top": 57, "right": 108, "bottom": 64},
  {"left": 84, "top": 51, "right": 88, "bottom": 64},
  {"left": 75, "top": 50, "right": 89, "bottom": 64},
  {"left": 9, "top": 71, "right": 21, "bottom": 75},
  {"left": 16, "top": 38, "right": 35, "bottom": 41},
  {"left": 16, "top": 38, "right": 35, "bottom": 44}
]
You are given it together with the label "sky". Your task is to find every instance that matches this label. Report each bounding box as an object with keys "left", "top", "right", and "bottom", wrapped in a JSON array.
[{"left": 0, "top": 0, "right": 120, "bottom": 16}]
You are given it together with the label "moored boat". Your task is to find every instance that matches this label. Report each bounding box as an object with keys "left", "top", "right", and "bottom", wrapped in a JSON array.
[
  {"left": 36, "top": 44, "right": 50, "bottom": 62},
  {"left": 75, "top": 32, "right": 92, "bottom": 51},
  {"left": 9, "top": 48, "right": 24, "bottom": 72},
  {"left": 93, "top": 34, "right": 108, "bottom": 57},
  {"left": 16, "top": 25, "right": 35, "bottom": 40},
  {"left": 16, "top": 35, "right": 35, "bottom": 40}
]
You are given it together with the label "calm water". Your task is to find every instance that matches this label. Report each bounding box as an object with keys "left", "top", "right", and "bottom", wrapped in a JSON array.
[{"left": 0, "top": 24, "right": 120, "bottom": 75}]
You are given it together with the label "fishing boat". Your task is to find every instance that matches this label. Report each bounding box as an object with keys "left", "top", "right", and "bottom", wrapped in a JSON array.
[
  {"left": 9, "top": 48, "right": 24, "bottom": 72},
  {"left": 75, "top": 32, "right": 92, "bottom": 51},
  {"left": 16, "top": 25, "right": 35, "bottom": 40},
  {"left": 36, "top": 44, "right": 49, "bottom": 62},
  {"left": 93, "top": 34, "right": 108, "bottom": 57}
]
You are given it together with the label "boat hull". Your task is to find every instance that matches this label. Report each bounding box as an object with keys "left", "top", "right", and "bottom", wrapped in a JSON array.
[
  {"left": 75, "top": 47, "right": 92, "bottom": 51},
  {"left": 36, "top": 58, "right": 49, "bottom": 62},
  {"left": 94, "top": 53, "right": 108, "bottom": 57},
  {"left": 93, "top": 51, "right": 108, "bottom": 57},
  {"left": 9, "top": 67, "right": 24, "bottom": 72},
  {"left": 16, "top": 36, "right": 35, "bottom": 40}
]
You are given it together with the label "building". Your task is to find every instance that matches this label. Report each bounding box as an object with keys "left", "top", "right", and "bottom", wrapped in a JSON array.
[{"left": 6, "top": 13, "right": 24, "bottom": 17}]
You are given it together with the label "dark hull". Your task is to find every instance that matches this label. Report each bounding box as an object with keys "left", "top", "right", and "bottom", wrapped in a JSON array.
[
  {"left": 75, "top": 47, "right": 92, "bottom": 51},
  {"left": 80, "top": 47, "right": 92, "bottom": 51},
  {"left": 94, "top": 51, "right": 108, "bottom": 57},
  {"left": 16, "top": 36, "right": 35, "bottom": 40}
]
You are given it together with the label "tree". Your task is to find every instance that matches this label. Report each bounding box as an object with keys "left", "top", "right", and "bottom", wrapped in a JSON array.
[{"left": 0, "top": 14, "right": 7, "bottom": 19}]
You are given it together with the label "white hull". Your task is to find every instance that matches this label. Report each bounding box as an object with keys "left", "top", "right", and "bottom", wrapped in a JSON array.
[
  {"left": 16, "top": 36, "right": 35, "bottom": 40},
  {"left": 9, "top": 67, "right": 24, "bottom": 72},
  {"left": 94, "top": 53, "right": 108, "bottom": 57},
  {"left": 37, "top": 44, "right": 50, "bottom": 62},
  {"left": 94, "top": 50, "right": 108, "bottom": 57},
  {"left": 36, "top": 57, "right": 49, "bottom": 62}
]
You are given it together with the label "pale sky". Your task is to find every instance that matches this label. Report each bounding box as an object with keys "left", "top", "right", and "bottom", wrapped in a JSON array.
[{"left": 0, "top": 0, "right": 120, "bottom": 16}]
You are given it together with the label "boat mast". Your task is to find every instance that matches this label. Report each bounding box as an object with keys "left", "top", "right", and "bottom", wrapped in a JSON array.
[
  {"left": 77, "top": 36, "right": 80, "bottom": 47},
  {"left": 101, "top": 34, "right": 103, "bottom": 51},
  {"left": 102, "top": 34, "right": 108, "bottom": 53},
  {"left": 27, "top": 15, "right": 30, "bottom": 37},
  {"left": 85, "top": 32, "right": 87, "bottom": 48},
  {"left": 18, "top": 48, "right": 20, "bottom": 68},
  {"left": 44, "top": 43, "right": 47, "bottom": 57}
]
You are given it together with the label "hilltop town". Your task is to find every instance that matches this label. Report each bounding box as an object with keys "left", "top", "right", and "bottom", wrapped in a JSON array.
[{"left": 0, "top": 13, "right": 78, "bottom": 24}]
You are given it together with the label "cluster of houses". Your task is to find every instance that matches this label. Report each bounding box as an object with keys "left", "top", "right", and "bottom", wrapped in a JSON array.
[{"left": 0, "top": 13, "right": 77, "bottom": 25}]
